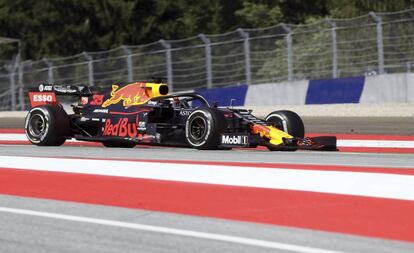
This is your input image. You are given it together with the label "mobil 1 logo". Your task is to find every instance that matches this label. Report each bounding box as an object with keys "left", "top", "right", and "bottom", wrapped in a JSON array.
[{"left": 220, "top": 134, "right": 249, "bottom": 146}]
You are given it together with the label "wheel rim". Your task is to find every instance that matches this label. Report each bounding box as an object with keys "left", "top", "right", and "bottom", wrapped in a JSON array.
[
  {"left": 189, "top": 116, "right": 207, "bottom": 141},
  {"left": 267, "top": 116, "right": 284, "bottom": 130},
  {"left": 29, "top": 114, "right": 45, "bottom": 138}
]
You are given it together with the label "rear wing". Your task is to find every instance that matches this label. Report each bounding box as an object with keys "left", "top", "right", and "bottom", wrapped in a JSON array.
[
  {"left": 28, "top": 84, "right": 94, "bottom": 107},
  {"left": 29, "top": 84, "right": 94, "bottom": 96}
]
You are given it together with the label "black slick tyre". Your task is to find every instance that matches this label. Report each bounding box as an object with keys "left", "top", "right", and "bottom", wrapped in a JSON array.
[
  {"left": 265, "top": 110, "right": 304, "bottom": 151},
  {"left": 25, "top": 105, "right": 70, "bottom": 146},
  {"left": 185, "top": 108, "right": 226, "bottom": 150},
  {"left": 265, "top": 110, "right": 305, "bottom": 138}
]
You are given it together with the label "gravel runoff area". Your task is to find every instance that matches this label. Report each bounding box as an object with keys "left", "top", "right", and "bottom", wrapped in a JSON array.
[{"left": 1, "top": 103, "right": 414, "bottom": 135}]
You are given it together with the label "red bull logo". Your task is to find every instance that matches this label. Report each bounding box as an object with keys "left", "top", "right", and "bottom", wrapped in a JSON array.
[
  {"left": 251, "top": 124, "right": 270, "bottom": 137},
  {"left": 251, "top": 124, "right": 293, "bottom": 145},
  {"left": 102, "top": 83, "right": 149, "bottom": 108},
  {"left": 101, "top": 82, "right": 169, "bottom": 108},
  {"left": 103, "top": 118, "right": 137, "bottom": 138}
]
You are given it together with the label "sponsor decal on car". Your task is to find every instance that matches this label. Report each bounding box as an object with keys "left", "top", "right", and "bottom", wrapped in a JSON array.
[
  {"left": 251, "top": 124, "right": 270, "bottom": 137},
  {"left": 138, "top": 121, "right": 146, "bottom": 131},
  {"left": 80, "top": 97, "right": 89, "bottom": 105},
  {"left": 53, "top": 85, "right": 78, "bottom": 94},
  {"left": 32, "top": 94, "right": 54, "bottom": 102},
  {"left": 103, "top": 118, "right": 138, "bottom": 138},
  {"left": 92, "top": 108, "right": 109, "bottom": 114},
  {"left": 102, "top": 83, "right": 150, "bottom": 108},
  {"left": 90, "top": 94, "right": 104, "bottom": 106},
  {"left": 251, "top": 124, "right": 292, "bottom": 145},
  {"left": 180, "top": 110, "right": 191, "bottom": 116},
  {"left": 28, "top": 92, "right": 57, "bottom": 107},
  {"left": 38, "top": 84, "right": 53, "bottom": 92},
  {"left": 220, "top": 134, "right": 249, "bottom": 146}
]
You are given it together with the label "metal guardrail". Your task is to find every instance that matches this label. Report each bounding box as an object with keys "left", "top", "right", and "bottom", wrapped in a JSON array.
[{"left": 1, "top": 9, "right": 414, "bottom": 110}]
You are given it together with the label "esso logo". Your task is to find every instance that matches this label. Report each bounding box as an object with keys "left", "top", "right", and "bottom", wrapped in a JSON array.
[
  {"left": 33, "top": 94, "right": 53, "bottom": 102},
  {"left": 28, "top": 92, "right": 56, "bottom": 107}
]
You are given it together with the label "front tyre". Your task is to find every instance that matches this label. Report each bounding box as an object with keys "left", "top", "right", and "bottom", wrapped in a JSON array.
[
  {"left": 265, "top": 110, "right": 305, "bottom": 138},
  {"left": 25, "top": 105, "right": 70, "bottom": 146},
  {"left": 266, "top": 110, "right": 304, "bottom": 151},
  {"left": 185, "top": 108, "right": 225, "bottom": 150}
]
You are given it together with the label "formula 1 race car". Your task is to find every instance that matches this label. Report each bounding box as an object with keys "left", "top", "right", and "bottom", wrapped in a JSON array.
[{"left": 24, "top": 81, "right": 336, "bottom": 151}]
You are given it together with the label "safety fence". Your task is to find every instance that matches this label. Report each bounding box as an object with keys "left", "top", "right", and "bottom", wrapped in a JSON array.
[{"left": 1, "top": 9, "right": 414, "bottom": 110}]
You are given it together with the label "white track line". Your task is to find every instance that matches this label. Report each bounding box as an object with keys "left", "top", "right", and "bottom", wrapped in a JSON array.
[
  {"left": 0, "top": 134, "right": 27, "bottom": 141},
  {"left": 1, "top": 155, "right": 414, "bottom": 201},
  {"left": 0, "top": 206, "right": 345, "bottom": 253},
  {"left": 0, "top": 134, "right": 82, "bottom": 143},
  {"left": 337, "top": 139, "right": 414, "bottom": 148}
]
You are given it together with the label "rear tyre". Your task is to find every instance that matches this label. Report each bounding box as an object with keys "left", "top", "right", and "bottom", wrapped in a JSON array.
[
  {"left": 265, "top": 110, "right": 305, "bottom": 138},
  {"left": 185, "top": 108, "right": 226, "bottom": 150},
  {"left": 102, "top": 140, "right": 136, "bottom": 148},
  {"left": 25, "top": 105, "right": 70, "bottom": 146}
]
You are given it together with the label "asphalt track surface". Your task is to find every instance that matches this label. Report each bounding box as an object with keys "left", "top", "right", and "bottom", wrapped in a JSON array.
[
  {"left": 1, "top": 117, "right": 414, "bottom": 252},
  {"left": 1, "top": 144, "right": 414, "bottom": 252},
  {"left": 1, "top": 194, "right": 414, "bottom": 253}
]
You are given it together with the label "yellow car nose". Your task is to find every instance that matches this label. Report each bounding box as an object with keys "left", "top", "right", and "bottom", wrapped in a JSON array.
[{"left": 251, "top": 124, "right": 293, "bottom": 145}]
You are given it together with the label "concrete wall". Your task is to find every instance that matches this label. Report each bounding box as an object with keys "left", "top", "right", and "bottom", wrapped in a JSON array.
[{"left": 195, "top": 73, "right": 414, "bottom": 106}]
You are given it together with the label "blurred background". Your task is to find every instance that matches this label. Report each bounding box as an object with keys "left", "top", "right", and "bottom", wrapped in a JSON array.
[{"left": 1, "top": 0, "right": 414, "bottom": 110}]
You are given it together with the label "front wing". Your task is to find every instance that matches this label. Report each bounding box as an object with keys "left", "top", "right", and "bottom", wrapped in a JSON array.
[{"left": 219, "top": 133, "right": 337, "bottom": 151}]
